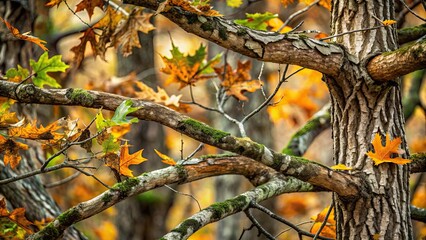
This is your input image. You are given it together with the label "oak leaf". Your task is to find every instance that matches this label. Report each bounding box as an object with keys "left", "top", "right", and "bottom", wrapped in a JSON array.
[
  {"left": 0, "top": 17, "right": 48, "bottom": 51},
  {"left": 154, "top": 149, "right": 176, "bottom": 165},
  {"left": 29, "top": 52, "right": 69, "bottom": 88},
  {"left": 75, "top": 0, "right": 104, "bottom": 19},
  {"left": 71, "top": 28, "right": 103, "bottom": 68},
  {"left": 0, "top": 135, "right": 29, "bottom": 169},
  {"left": 118, "top": 142, "right": 147, "bottom": 177},
  {"left": 234, "top": 12, "right": 278, "bottom": 31},
  {"left": 366, "top": 133, "right": 411, "bottom": 165},
  {"left": 0, "top": 198, "right": 34, "bottom": 234},
  {"left": 214, "top": 61, "right": 261, "bottom": 101},
  {"left": 114, "top": 10, "right": 155, "bottom": 56},
  {"left": 310, "top": 206, "right": 336, "bottom": 238},
  {"left": 8, "top": 120, "right": 63, "bottom": 140}
]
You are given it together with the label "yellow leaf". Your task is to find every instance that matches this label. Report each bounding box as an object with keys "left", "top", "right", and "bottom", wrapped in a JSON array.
[
  {"left": 154, "top": 149, "right": 176, "bottom": 166},
  {"left": 267, "top": 18, "right": 293, "bottom": 33},
  {"left": 8, "top": 120, "right": 63, "bottom": 140},
  {"left": 382, "top": 19, "right": 396, "bottom": 26},
  {"left": 227, "top": 0, "right": 243, "bottom": 8},
  {"left": 118, "top": 142, "right": 147, "bottom": 177},
  {"left": 366, "top": 133, "right": 411, "bottom": 165},
  {"left": 331, "top": 164, "right": 353, "bottom": 171}
]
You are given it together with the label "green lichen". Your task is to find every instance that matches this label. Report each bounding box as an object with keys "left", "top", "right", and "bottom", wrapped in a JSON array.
[
  {"left": 101, "top": 193, "right": 113, "bottom": 203},
  {"left": 57, "top": 208, "right": 81, "bottom": 226},
  {"left": 180, "top": 118, "right": 230, "bottom": 142},
  {"left": 209, "top": 195, "right": 248, "bottom": 220},
  {"left": 171, "top": 219, "right": 201, "bottom": 236},
  {"left": 33, "top": 223, "right": 59, "bottom": 240},
  {"left": 65, "top": 88, "right": 95, "bottom": 106},
  {"left": 111, "top": 177, "right": 140, "bottom": 197},
  {"left": 200, "top": 153, "right": 236, "bottom": 160},
  {"left": 174, "top": 164, "right": 187, "bottom": 181}
]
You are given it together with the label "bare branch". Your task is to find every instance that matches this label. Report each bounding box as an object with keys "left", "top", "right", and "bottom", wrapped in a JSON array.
[{"left": 411, "top": 205, "right": 426, "bottom": 223}]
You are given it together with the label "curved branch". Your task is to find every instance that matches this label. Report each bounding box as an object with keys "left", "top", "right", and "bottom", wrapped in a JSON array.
[
  {"left": 123, "top": 0, "right": 344, "bottom": 77},
  {"left": 28, "top": 156, "right": 317, "bottom": 239},
  {"left": 161, "top": 177, "right": 316, "bottom": 240},
  {"left": 367, "top": 39, "right": 426, "bottom": 81},
  {"left": 411, "top": 206, "right": 426, "bottom": 223},
  {"left": 0, "top": 82, "right": 363, "bottom": 198}
]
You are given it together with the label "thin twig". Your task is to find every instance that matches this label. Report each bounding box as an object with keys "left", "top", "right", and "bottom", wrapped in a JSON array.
[
  {"left": 45, "top": 171, "right": 82, "bottom": 188},
  {"left": 244, "top": 209, "right": 276, "bottom": 240},
  {"left": 275, "top": 220, "right": 313, "bottom": 238},
  {"left": 399, "top": 0, "right": 426, "bottom": 21},
  {"left": 279, "top": 0, "right": 320, "bottom": 32},
  {"left": 164, "top": 184, "right": 202, "bottom": 211},
  {"left": 184, "top": 143, "right": 204, "bottom": 160},
  {"left": 320, "top": 25, "right": 384, "bottom": 41},
  {"left": 313, "top": 204, "right": 334, "bottom": 240}
]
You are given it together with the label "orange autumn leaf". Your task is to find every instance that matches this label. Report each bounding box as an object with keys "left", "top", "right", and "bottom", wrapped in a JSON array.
[
  {"left": 162, "top": 0, "right": 222, "bottom": 16},
  {"left": 0, "top": 135, "right": 29, "bottom": 169},
  {"left": 0, "top": 198, "right": 34, "bottom": 234},
  {"left": 75, "top": 0, "right": 104, "bottom": 19},
  {"left": 8, "top": 120, "right": 63, "bottom": 140},
  {"left": 315, "top": 32, "right": 329, "bottom": 39},
  {"left": 0, "top": 17, "right": 48, "bottom": 51},
  {"left": 310, "top": 206, "right": 336, "bottom": 239},
  {"left": 366, "top": 133, "right": 411, "bottom": 165},
  {"left": 134, "top": 81, "right": 182, "bottom": 108},
  {"left": 45, "top": 0, "right": 63, "bottom": 7},
  {"left": 214, "top": 61, "right": 261, "bottom": 101},
  {"left": 267, "top": 18, "right": 293, "bottom": 33},
  {"left": 382, "top": 19, "right": 397, "bottom": 26},
  {"left": 154, "top": 149, "right": 176, "bottom": 166},
  {"left": 118, "top": 142, "right": 147, "bottom": 177}
]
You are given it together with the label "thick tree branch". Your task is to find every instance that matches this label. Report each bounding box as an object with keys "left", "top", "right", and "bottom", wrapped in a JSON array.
[
  {"left": 398, "top": 24, "right": 426, "bottom": 44},
  {"left": 123, "top": 0, "right": 344, "bottom": 77},
  {"left": 0, "top": 81, "right": 363, "bottom": 198},
  {"left": 411, "top": 206, "right": 426, "bottom": 223},
  {"left": 161, "top": 178, "right": 314, "bottom": 240},
  {"left": 367, "top": 39, "right": 426, "bottom": 81},
  {"left": 410, "top": 153, "right": 426, "bottom": 173},
  {"left": 28, "top": 157, "right": 318, "bottom": 239}
]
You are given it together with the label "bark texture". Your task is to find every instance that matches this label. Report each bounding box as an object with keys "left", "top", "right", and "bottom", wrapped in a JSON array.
[{"left": 328, "top": 0, "right": 412, "bottom": 239}]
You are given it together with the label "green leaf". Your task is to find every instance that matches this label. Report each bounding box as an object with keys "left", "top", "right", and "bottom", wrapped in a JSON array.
[
  {"left": 29, "top": 52, "right": 69, "bottom": 88},
  {"left": 111, "top": 100, "right": 140, "bottom": 125},
  {"left": 5, "top": 65, "right": 29, "bottom": 82},
  {"left": 187, "top": 44, "right": 207, "bottom": 67},
  {"left": 227, "top": 0, "right": 243, "bottom": 8},
  {"left": 101, "top": 135, "right": 120, "bottom": 153},
  {"left": 234, "top": 12, "right": 278, "bottom": 31},
  {"left": 95, "top": 110, "right": 110, "bottom": 131},
  {"left": 200, "top": 52, "right": 222, "bottom": 74}
]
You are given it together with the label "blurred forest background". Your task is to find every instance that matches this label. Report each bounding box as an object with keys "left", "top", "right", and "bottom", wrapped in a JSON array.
[{"left": 0, "top": 0, "right": 425, "bottom": 239}]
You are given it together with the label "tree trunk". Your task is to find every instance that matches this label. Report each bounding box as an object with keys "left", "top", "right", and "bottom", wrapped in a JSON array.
[{"left": 328, "top": 1, "right": 412, "bottom": 238}]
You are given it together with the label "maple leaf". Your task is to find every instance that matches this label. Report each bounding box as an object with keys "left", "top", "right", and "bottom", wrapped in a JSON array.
[
  {"left": 0, "top": 198, "right": 34, "bottom": 234},
  {"left": 310, "top": 206, "right": 336, "bottom": 238},
  {"left": 116, "top": 142, "right": 147, "bottom": 177},
  {"left": 366, "top": 133, "right": 411, "bottom": 165},
  {"left": 75, "top": 0, "right": 104, "bottom": 19},
  {"left": 161, "top": 43, "right": 218, "bottom": 89},
  {"left": 71, "top": 28, "right": 103, "bottom": 68},
  {"left": 0, "top": 17, "right": 48, "bottom": 51},
  {"left": 154, "top": 149, "right": 176, "bottom": 166},
  {"left": 214, "top": 61, "right": 261, "bottom": 101},
  {"left": 29, "top": 52, "right": 69, "bottom": 88},
  {"left": 0, "top": 135, "right": 29, "bottom": 169},
  {"left": 134, "top": 81, "right": 182, "bottom": 107}
]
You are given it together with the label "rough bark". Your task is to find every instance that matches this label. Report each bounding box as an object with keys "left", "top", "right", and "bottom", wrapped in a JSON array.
[{"left": 328, "top": 0, "right": 412, "bottom": 239}]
